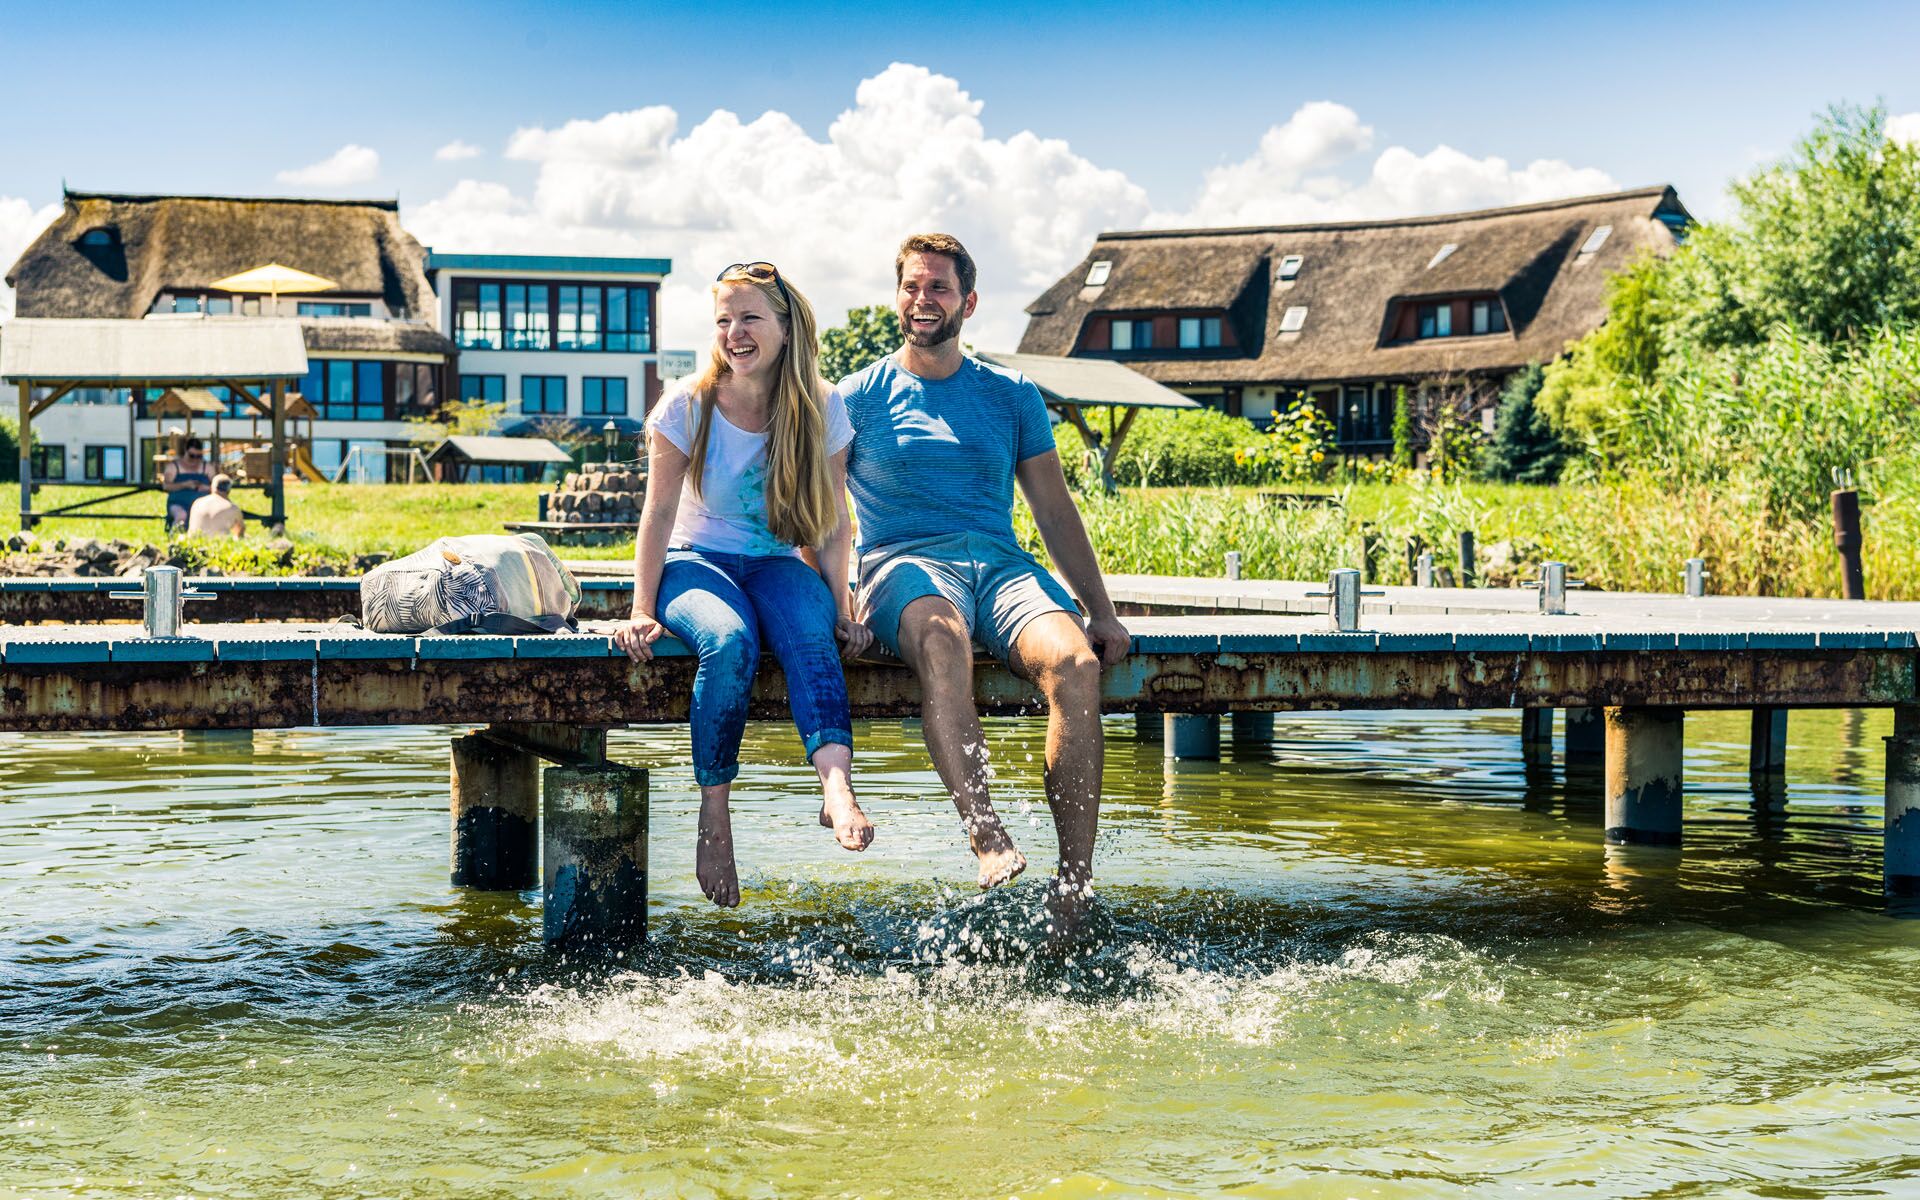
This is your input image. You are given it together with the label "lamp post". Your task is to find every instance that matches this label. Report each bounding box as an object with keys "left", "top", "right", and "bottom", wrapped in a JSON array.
[{"left": 602, "top": 420, "right": 619, "bottom": 465}]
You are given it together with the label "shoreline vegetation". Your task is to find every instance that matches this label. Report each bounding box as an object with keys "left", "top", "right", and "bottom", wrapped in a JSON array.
[{"left": 0, "top": 477, "right": 1907, "bottom": 601}]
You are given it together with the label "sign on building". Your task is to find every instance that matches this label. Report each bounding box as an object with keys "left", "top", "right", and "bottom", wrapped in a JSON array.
[{"left": 659, "top": 350, "right": 698, "bottom": 381}]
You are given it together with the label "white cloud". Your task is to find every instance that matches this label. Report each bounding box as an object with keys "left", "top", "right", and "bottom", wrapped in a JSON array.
[
  {"left": 1890, "top": 112, "right": 1920, "bottom": 146},
  {"left": 1175, "top": 101, "right": 1616, "bottom": 227},
  {"left": 276, "top": 144, "right": 380, "bottom": 188},
  {"left": 435, "top": 140, "right": 483, "bottom": 162},
  {"left": 0, "top": 196, "right": 61, "bottom": 320}
]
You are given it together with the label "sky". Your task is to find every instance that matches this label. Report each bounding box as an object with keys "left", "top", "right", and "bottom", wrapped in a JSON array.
[{"left": 2, "top": 0, "right": 1917, "bottom": 349}]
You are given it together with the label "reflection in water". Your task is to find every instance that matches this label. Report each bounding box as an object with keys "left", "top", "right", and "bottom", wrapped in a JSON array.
[{"left": 2, "top": 709, "right": 1918, "bottom": 1197}]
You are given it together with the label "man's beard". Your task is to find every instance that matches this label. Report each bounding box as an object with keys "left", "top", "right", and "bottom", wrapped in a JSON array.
[{"left": 898, "top": 306, "right": 964, "bottom": 348}]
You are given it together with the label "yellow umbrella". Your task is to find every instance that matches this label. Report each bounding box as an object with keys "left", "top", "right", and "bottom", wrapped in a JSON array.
[{"left": 208, "top": 263, "right": 338, "bottom": 316}]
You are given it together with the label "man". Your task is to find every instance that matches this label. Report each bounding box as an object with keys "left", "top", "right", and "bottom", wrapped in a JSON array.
[
  {"left": 187, "top": 473, "right": 245, "bottom": 538},
  {"left": 839, "top": 233, "right": 1128, "bottom": 932}
]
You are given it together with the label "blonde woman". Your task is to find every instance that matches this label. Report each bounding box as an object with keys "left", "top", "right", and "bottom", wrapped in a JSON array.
[{"left": 614, "top": 263, "right": 874, "bottom": 907}]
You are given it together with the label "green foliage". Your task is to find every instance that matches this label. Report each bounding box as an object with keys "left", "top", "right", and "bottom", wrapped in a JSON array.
[
  {"left": 819, "top": 304, "right": 902, "bottom": 384},
  {"left": 1079, "top": 407, "right": 1272, "bottom": 487},
  {"left": 0, "top": 417, "right": 19, "bottom": 483},
  {"left": 1244, "top": 395, "right": 1334, "bottom": 482},
  {"left": 1664, "top": 103, "right": 1920, "bottom": 349},
  {"left": 1390, "top": 387, "right": 1414, "bottom": 468},
  {"left": 1535, "top": 254, "right": 1671, "bottom": 453},
  {"left": 405, "top": 396, "right": 507, "bottom": 444},
  {"left": 1481, "top": 364, "right": 1569, "bottom": 484}
]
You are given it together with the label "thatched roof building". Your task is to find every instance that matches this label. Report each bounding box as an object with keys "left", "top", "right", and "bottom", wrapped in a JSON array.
[{"left": 1018, "top": 186, "right": 1691, "bottom": 440}]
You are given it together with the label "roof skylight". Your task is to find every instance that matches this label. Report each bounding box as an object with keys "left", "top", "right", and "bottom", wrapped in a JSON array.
[
  {"left": 1277, "top": 254, "right": 1304, "bottom": 280},
  {"left": 1085, "top": 260, "right": 1112, "bottom": 287},
  {"left": 1279, "top": 305, "right": 1308, "bottom": 333},
  {"left": 1579, "top": 226, "right": 1612, "bottom": 255},
  {"left": 1425, "top": 243, "right": 1458, "bottom": 270}
]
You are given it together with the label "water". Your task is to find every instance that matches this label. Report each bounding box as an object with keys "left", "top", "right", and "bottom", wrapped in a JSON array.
[{"left": 4, "top": 710, "right": 1919, "bottom": 1198}]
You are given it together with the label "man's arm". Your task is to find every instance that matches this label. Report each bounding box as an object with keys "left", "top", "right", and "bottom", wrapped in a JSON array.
[{"left": 1015, "top": 449, "right": 1128, "bottom": 666}]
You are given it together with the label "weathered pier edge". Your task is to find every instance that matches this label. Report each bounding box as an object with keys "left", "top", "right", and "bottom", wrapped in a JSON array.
[{"left": 2, "top": 609, "right": 1917, "bottom": 940}]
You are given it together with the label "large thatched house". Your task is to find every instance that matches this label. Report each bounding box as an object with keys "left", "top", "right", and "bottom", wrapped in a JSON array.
[
  {"left": 4, "top": 190, "right": 667, "bottom": 483},
  {"left": 1018, "top": 186, "right": 1692, "bottom": 451}
]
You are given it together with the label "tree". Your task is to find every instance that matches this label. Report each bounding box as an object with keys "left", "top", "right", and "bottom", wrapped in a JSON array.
[
  {"left": 819, "top": 304, "right": 902, "bottom": 383},
  {"left": 1480, "top": 364, "right": 1570, "bottom": 484},
  {"left": 1533, "top": 253, "right": 1670, "bottom": 454},
  {"left": 404, "top": 396, "right": 507, "bottom": 445},
  {"left": 1390, "top": 387, "right": 1414, "bottom": 469}
]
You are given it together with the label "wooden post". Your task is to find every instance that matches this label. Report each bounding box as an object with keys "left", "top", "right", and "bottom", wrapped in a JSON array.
[
  {"left": 268, "top": 378, "right": 287, "bottom": 529},
  {"left": 16, "top": 381, "right": 33, "bottom": 531},
  {"left": 543, "top": 763, "right": 649, "bottom": 946},
  {"left": 1831, "top": 489, "right": 1864, "bottom": 600},
  {"left": 449, "top": 732, "right": 539, "bottom": 890},
  {"left": 1521, "top": 707, "right": 1553, "bottom": 767},
  {"left": 1886, "top": 707, "right": 1920, "bottom": 897},
  {"left": 1604, "top": 706, "right": 1684, "bottom": 846}
]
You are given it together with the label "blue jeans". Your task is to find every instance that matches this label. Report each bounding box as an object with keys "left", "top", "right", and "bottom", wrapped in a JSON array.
[{"left": 656, "top": 548, "right": 853, "bottom": 787}]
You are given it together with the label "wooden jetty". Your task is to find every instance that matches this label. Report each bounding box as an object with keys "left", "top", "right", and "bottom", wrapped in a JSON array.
[{"left": 2, "top": 595, "right": 1919, "bottom": 942}]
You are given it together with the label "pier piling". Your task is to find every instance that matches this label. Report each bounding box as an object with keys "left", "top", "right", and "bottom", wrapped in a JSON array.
[
  {"left": 1604, "top": 706, "right": 1684, "bottom": 846},
  {"left": 1164, "top": 714, "right": 1221, "bottom": 761},
  {"left": 1135, "top": 712, "right": 1164, "bottom": 741},
  {"left": 542, "top": 763, "right": 650, "bottom": 945},
  {"left": 1565, "top": 706, "right": 1605, "bottom": 762},
  {"left": 1886, "top": 708, "right": 1920, "bottom": 897},
  {"left": 1231, "top": 712, "right": 1275, "bottom": 751},
  {"left": 1521, "top": 708, "right": 1554, "bottom": 767},
  {"left": 1749, "top": 707, "right": 1788, "bottom": 796},
  {"left": 450, "top": 732, "right": 539, "bottom": 890}
]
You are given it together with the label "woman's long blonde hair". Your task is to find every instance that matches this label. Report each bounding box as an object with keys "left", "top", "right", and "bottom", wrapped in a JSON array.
[{"left": 685, "top": 266, "right": 836, "bottom": 548}]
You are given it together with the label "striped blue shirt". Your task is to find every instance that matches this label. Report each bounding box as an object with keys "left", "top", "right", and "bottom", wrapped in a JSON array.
[{"left": 841, "top": 355, "right": 1056, "bottom": 554}]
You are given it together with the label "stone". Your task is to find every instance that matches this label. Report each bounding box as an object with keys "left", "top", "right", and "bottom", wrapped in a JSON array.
[{"left": 310, "top": 564, "right": 338, "bottom": 577}]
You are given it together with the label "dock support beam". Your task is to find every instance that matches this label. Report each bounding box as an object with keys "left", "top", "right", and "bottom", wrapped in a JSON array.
[
  {"left": 1231, "top": 712, "right": 1275, "bottom": 751},
  {"left": 1164, "top": 714, "right": 1221, "bottom": 761},
  {"left": 1886, "top": 708, "right": 1920, "bottom": 897},
  {"left": 1135, "top": 711, "right": 1163, "bottom": 741},
  {"left": 543, "top": 763, "right": 649, "bottom": 946},
  {"left": 1749, "top": 707, "right": 1788, "bottom": 795},
  {"left": 450, "top": 732, "right": 539, "bottom": 890},
  {"left": 1604, "top": 706, "right": 1684, "bottom": 846},
  {"left": 1565, "top": 706, "right": 1605, "bottom": 762},
  {"left": 1521, "top": 708, "right": 1553, "bottom": 767}
]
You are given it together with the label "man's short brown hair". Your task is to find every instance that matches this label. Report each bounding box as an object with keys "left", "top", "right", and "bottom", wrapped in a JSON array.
[{"left": 895, "top": 233, "right": 977, "bottom": 295}]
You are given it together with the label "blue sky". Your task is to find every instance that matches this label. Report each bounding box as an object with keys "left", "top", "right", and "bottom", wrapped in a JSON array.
[{"left": 4, "top": 0, "right": 1917, "bottom": 342}]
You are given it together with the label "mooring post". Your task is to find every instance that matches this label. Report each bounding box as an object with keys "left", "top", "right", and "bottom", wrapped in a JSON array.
[
  {"left": 1521, "top": 707, "right": 1553, "bottom": 767},
  {"left": 1230, "top": 711, "right": 1275, "bottom": 751},
  {"left": 1831, "top": 487, "right": 1865, "bottom": 600},
  {"left": 1749, "top": 707, "right": 1788, "bottom": 794},
  {"left": 1604, "top": 706, "right": 1684, "bottom": 846},
  {"left": 1163, "top": 714, "right": 1221, "bottom": 761},
  {"left": 1885, "top": 707, "right": 1920, "bottom": 897},
  {"left": 1458, "top": 530, "right": 1476, "bottom": 588},
  {"left": 543, "top": 763, "right": 650, "bottom": 945},
  {"left": 1564, "top": 706, "right": 1605, "bottom": 762},
  {"left": 450, "top": 732, "right": 540, "bottom": 890}
]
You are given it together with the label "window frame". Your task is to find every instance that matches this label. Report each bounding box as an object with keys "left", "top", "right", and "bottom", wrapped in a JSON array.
[
  {"left": 582, "top": 376, "right": 629, "bottom": 417},
  {"left": 83, "top": 444, "right": 128, "bottom": 482},
  {"left": 452, "top": 278, "right": 654, "bottom": 353},
  {"left": 521, "top": 375, "right": 568, "bottom": 416}
]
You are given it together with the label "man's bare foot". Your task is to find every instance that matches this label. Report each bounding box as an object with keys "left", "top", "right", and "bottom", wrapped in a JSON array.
[
  {"left": 818, "top": 790, "right": 875, "bottom": 851},
  {"left": 696, "top": 804, "right": 740, "bottom": 907},
  {"left": 1044, "top": 872, "right": 1095, "bottom": 940},
  {"left": 965, "top": 815, "right": 1027, "bottom": 889}
]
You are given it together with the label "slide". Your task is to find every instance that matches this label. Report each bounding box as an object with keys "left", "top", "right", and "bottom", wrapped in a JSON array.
[{"left": 290, "top": 444, "right": 328, "bottom": 483}]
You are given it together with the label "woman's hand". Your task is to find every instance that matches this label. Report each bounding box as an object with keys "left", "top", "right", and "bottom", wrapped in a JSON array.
[
  {"left": 835, "top": 615, "right": 874, "bottom": 661},
  {"left": 614, "top": 612, "right": 667, "bottom": 662}
]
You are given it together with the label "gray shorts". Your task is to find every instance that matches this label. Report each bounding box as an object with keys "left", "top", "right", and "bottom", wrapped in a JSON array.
[{"left": 857, "top": 533, "right": 1079, "bottom": 662}]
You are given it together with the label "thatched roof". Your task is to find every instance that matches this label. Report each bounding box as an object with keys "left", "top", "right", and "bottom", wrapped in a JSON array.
[
  {"left": 1018, "top": 187, "right": 1691, "bottom": 387},
  {"left": 6, "top": 190, "right": 439, "bottom": 323}
]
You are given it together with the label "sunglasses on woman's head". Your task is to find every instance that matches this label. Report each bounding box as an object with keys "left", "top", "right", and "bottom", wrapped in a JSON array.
[{"left": 717, "top": 261, "right": 791, "bottom": 307}]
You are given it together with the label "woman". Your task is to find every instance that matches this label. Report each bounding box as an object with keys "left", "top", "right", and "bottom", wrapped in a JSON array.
[
  {"left": 162, "top": 438, "right": 213, "bottom": 530},
  {"left": 614, "top": 262, "right": 874, "bottom": 908}
]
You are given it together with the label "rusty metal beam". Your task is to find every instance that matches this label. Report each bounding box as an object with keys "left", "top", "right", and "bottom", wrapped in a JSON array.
[
  {"left": 481, "top": 722, "right": 611, "bottom": 767},
  {"left": 0, "top": 648, "right": 1907, "bottom": 733}
]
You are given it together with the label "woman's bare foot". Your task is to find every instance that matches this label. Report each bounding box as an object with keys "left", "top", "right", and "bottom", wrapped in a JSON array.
[
  {"left": 965, "top": 813, "right": 1027, "bottom": 889},
  {"left": 697, "top": 797, "right": 740, "bottom": 907},
  {"left": 818, "top": 792, "right": 875, "bottom": 851}
]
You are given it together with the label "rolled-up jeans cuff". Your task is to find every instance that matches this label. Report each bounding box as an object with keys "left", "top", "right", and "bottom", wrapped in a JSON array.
[
  {"left": 803, "top": 729, "right": 853, "bottom": 759},
  {"left": 694, "top": 761, "right": 741, "bottom": 787}
]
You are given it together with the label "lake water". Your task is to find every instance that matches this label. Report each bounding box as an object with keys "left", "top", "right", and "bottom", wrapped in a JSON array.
[{"left": 3, "top": 709, "right": 1918, "bottom": 1198}]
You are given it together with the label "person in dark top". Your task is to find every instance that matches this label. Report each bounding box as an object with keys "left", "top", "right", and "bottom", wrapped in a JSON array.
[{"left": 162, "top": 439, "right": 213, "bottom": 530}]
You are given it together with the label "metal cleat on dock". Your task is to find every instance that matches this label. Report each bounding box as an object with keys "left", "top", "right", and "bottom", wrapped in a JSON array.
[
  {"left": 1685, "top": 557, "right": 1710, "bottom": 598},
  {"left": 1523, "top": 561, "right": 1585, "bottom": 615},
  {"left": 1304, "top": 568, "right": 1385, "bottom": 631},
  {"left": 107, "top": 566, "right": 215, "bottom": 638}
]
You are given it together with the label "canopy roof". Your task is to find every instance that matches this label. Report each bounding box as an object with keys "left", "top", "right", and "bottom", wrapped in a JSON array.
[
  {"left": 426, "top": 435, "right": 575, "bottom": 467},
  {"left": 973, "top": 350, "right": 1200, "bottom": 410},
  {"left": 0, "top": 316, "right": 308, "bottom": 384},
  {"left": 149, "top": 387, "right": 230, "bottom": 416}
]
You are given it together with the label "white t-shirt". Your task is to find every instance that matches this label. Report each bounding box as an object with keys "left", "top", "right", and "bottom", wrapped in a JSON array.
[{"left": 647, "top": 385, "right": 853, "bottom": 555}]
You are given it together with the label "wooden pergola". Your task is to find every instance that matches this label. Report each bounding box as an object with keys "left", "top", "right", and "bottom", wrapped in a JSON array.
[
  {"left": 973, "top": 350, "right": 1201, "bottom": 490},
  {"left": 0, "top": 318, "right": 308, "bottom": 530}
]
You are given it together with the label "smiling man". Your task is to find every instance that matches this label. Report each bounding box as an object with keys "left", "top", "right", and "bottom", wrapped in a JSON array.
[{"left": 837, "top": 232, "right": 1129, "bottom": 934}]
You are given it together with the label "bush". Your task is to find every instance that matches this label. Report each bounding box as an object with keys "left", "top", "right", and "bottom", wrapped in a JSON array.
[
  {"left": 1058, "top": 407, "right": 1270, "bottom": 487},
  {"left": 1481, "top": 364, "right": 1570, "bottom": 484}
]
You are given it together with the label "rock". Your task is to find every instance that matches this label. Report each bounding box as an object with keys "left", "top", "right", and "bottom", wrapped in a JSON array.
[
  {"left": 6, "top": 532, "right": 35, "bottom": 552},
  {"left": 70, "top": 538, "right": 105, "bottom": 561},
  {"left": 350, "top": 553, "right": 390, "bottom": 573},
  {"left": 563, "top": 472, "right": 580, "bottom": 492},
  {"left": 310, "top": 564, "right": 338, "bottom": 577}
]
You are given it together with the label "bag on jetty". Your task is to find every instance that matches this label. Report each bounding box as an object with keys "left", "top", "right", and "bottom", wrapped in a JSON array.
[{"left": 360, "top": 533, "right": 580, "bottom": 635}]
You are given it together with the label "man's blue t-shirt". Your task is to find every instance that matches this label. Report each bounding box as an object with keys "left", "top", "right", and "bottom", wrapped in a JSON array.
[{"left": 840, "top": 355, "right": 1057, "bottom": 554}]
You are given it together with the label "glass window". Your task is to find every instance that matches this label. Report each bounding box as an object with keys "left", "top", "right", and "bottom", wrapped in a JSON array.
[
  {"left": 461, "top": 374, "right": 505, "bottom": 405},
  {"left": 206, "top": 298, "right": 233, "bottom": 315},
  {"left": 32, "top": 445, "right": 66, "bottom": 480},
  {"left": 583, "top": 377, "right": 629, "bottom": 416},
  {"left": 521, "top": 376, "right": 566, "bottom": 415},
  {"left": 557, "top": 286, "right": 580, "bottom": 350},
  {"left": 1133, "top": 319, "right": 1154, "bottom": 349},
  {"left": 1110, "top": 319, "right": 1132, "bottom": 351},
  {"left": 1277, "top": 255, "right": 1304, "bottom": 280},
  {"left": 297, "top": 301, "right": 372, "bottom": 318},
  {"left": 1426, "top": 243, "right": 1458, "bottom": 270},
  {"left": 1179, "top": 318, "right": 1201, "bottom": 349},
  {"left": 1419, "top": 304, "right": 1452, "bottom": 338},
  {"left": 173, "top": 295, "right": 201, "bottom": 313},
  {"left": 1280, "top": 306, "right": 1308, "bottom": 333},
  {"left": 84, "top": 445, "right": 127, "bottom": 481},
  {"left": 356, "top": 361, "right": 385, "bottom": 420},
  {"left": 1202, "top": 317, "right": 1222, "bottom": 347},
  {"left": 580, "top": 287, "right": 602, "bottom": 351},
  {"left": 1580, "top": 225, "right": 1612, "bottom": 255},
  {"left": 1085, "top": 261, "right": 1112, "bottom": 286}
]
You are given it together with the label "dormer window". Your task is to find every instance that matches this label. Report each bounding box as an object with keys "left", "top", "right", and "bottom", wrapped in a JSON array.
[
  {"left": 1417, "top": 302, "right": 1452, "bottom": 338},
  {"left": 1470, "top": 298, "right": 1508, "bottom": 334},
  {"left": 1109, "top": 318, "right": 1152, "bottom": 351},
  {"left": 1579, "top": 225, "right": 1612, "bottom": 256},
  {"left": 1085, "top": 260, "right": 1112, "bottom": 287},
  {"left": 1279, "top": 306, "right": 1308, "bottom": 333},
  {"left": 78, "top": 227, "right": 118, "bottom": 248},
  {"left": 1177, "top": 317, "right": 1222, "bottom": 349},
  {"left": 1425, "top": 243, "right": 1458, "bottom": 270},
  {"left": 1277, "top": 255, "right": 1303, "bottom": 280}
]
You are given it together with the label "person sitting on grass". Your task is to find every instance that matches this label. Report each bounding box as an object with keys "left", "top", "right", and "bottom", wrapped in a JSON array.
[
  {"left": 613, "top": 262, "right": 874, "bottom": 908},
  {"left": 186, "top": 473, "right": 244, "bottom": 538}
]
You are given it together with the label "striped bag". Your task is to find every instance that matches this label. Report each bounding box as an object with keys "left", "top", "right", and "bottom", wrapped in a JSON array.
[{"left": 360, "top": 533, "right": 580, "bottom": 635}]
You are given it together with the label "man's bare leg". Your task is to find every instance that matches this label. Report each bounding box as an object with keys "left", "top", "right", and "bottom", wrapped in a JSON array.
[
  {"left": 895, "top": 595, "right": 1027, "bottom": 888},
  {"left": 1009, "top": 612, "right": 1104, "bottom": 933}
]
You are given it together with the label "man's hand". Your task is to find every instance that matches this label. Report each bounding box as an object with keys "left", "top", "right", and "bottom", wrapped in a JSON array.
[
  {"left": 1085, "top": 614, "right": 1130, "bottom": 668},
  {"left": 613, "top": 613, "right": 667, "bottom": 662},
  {"left": 835, "top": 615, "right": 874, "bottom": 661}
]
